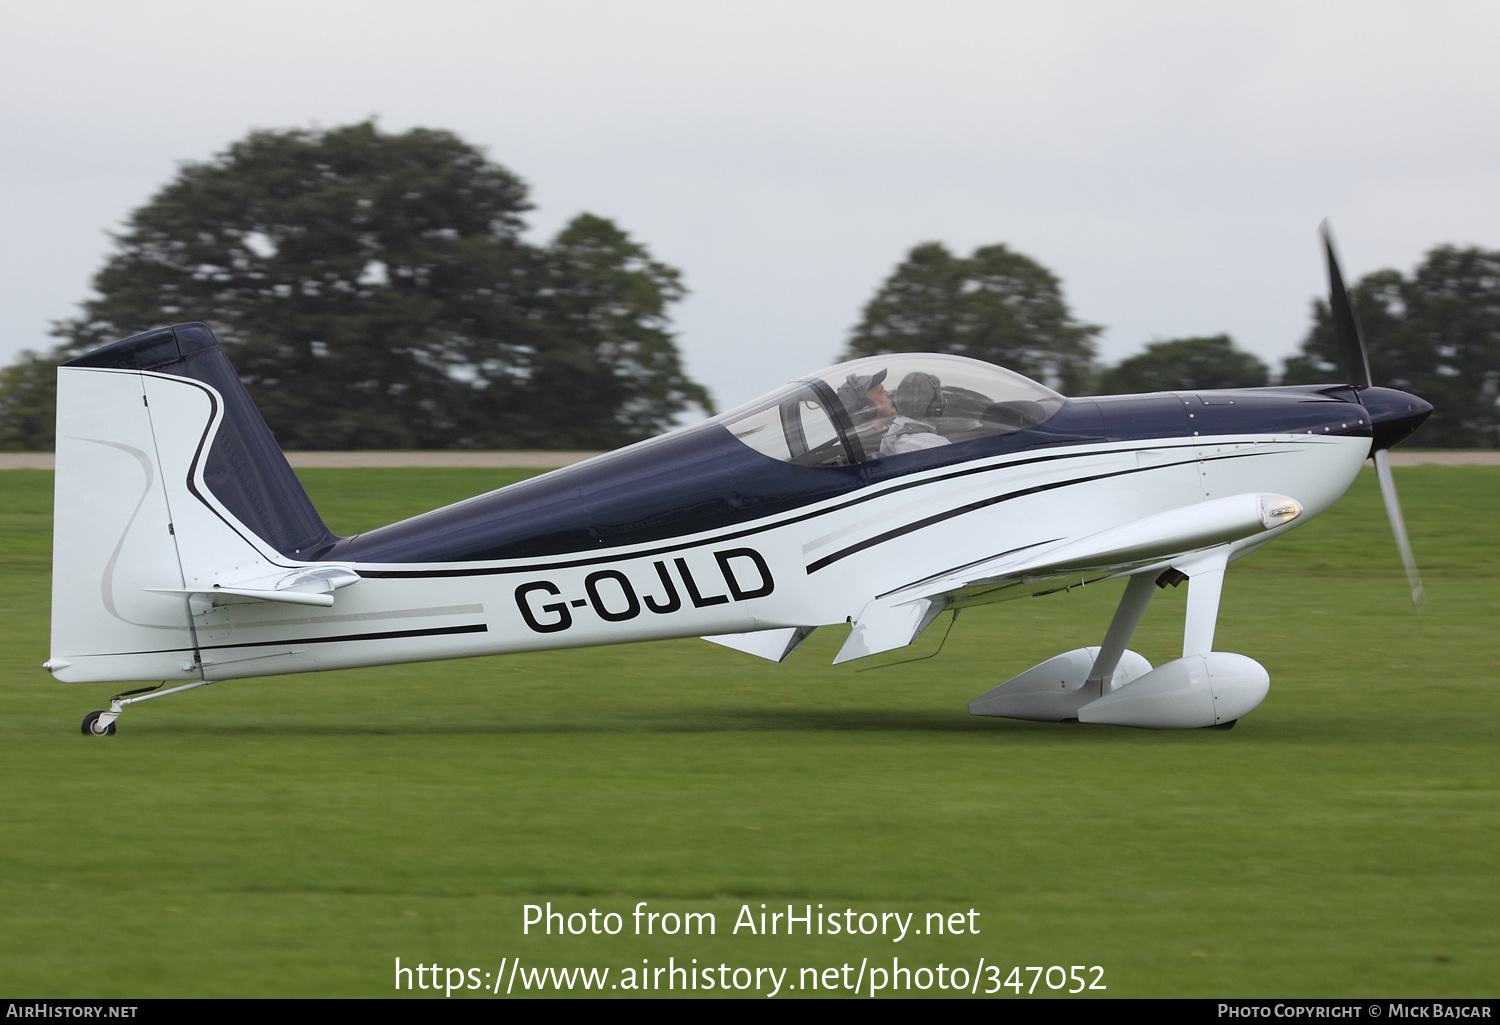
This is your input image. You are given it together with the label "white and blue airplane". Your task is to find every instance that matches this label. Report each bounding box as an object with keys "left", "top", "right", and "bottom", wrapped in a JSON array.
[{"left": 51, "top": 229, "right": 1429, "bottom": 734}]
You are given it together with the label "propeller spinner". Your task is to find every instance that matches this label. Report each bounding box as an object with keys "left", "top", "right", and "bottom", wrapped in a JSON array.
[{"left": 1320, "top": 222, "right": 1432, "bottom": 610}]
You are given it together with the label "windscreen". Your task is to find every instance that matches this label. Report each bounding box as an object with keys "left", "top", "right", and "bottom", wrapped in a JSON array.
[{"left": 718, "top": 382, "right": 855, "bottom": 467}]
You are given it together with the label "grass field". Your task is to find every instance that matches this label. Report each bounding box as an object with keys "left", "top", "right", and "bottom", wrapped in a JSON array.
[{"left": 1, "top": 465, "right": 1496, "bottom": 998}]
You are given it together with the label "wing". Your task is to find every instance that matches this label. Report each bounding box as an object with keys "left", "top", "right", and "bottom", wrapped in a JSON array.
[{"left": 833, "top": 492, "right": 1303, "bottom": 663}]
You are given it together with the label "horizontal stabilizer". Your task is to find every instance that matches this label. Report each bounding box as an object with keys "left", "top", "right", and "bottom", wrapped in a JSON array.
[
  {"left": 703, "top": 626, "right": 815, "bottom": 663},
  {"left": 146, "top": 586, "right": 333, "bottom": 608},
  {"left": 146, "top": 565, "right": 360, "bottom": 608}
]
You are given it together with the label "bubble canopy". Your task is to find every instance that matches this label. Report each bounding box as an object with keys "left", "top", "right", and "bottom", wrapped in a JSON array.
[{"left": 713, "top": 353, "right": 1065, "bottom": 467}]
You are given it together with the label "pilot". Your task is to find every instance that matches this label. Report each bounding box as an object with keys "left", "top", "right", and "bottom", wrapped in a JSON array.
[
  {"left": 836, "top": 369, "right": 895, "bottom": 424},
  {"left": 879, "top": 372, "right": 952, "bottom": 457}
]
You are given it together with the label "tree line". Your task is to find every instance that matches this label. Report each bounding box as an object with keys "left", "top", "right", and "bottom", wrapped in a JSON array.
[{"left": 2, "top": 121, "right": 1496, "bottom": 449}]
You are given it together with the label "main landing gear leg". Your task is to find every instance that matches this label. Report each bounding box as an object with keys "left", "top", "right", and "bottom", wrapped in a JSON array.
[
  {"left": 1172, "top": 547, "right": 1250, "bottom": 730},
  {"left": 81, "top": 680, "right": 216, "bottom": 736},
  {"left": 1177, "top": 548, "right": 1229, "bottom": 659},
  {"left": 1086, "top": 572, "right": 1158, "bottom": 694}
]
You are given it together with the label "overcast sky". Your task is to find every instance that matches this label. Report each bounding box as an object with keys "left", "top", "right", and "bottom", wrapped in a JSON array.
[{"left": 3, "top": 1, "right": 1498, "bottom": 412}]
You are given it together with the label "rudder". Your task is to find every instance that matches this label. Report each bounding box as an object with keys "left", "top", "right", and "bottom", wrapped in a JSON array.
[{"left": 49, "top": 323, "right": 338, "bottom": 684}]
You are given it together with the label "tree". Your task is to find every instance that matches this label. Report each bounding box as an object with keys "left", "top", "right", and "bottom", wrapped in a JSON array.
[
  {"left": 2, "top": 121, "right": 709, "bottom": 450},
  {"left": 844, "top": 241, "right": 1100, "bottom": 393},
  {"left": 1097, "top": 334, "right": 1270, "bottom": 394},
  {"left": 1283, "top": 246, "right": 1500, "bottom": 448},
  {"left": 532, "top": 214, "right": 709, "bottom": 448},
  {"left": 0, "top": 350, "right": 57, "bottom": 451}
]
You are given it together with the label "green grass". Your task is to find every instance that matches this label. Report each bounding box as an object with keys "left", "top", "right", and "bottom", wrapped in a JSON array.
[{"left": 0, "top": 466, "right": 1496, "bottom": 998}]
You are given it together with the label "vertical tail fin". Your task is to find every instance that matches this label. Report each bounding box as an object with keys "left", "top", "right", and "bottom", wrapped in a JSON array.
[{"left": 49, "top": 323, "right": 337, "bottom": 683}]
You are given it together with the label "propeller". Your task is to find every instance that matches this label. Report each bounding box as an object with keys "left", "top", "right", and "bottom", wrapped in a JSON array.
[{"left": 1320, "top": 222, "right": 1426, "bottom": 611}]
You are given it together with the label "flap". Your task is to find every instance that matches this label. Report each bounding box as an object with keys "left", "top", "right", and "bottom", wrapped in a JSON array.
[
  {"left": 702, "top": 626, "right": 816, "bottom": 663},
  {"left": 833, "top": 597, "right": 944, "bottom": 664}
]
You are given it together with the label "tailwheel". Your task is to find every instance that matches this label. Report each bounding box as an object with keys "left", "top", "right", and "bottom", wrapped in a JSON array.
[
  {"left": 81, "top": 710, "right": 116, "bottom": 736},
  {"left": 75, "top": 680, "right": 213, "bottom": 736}
]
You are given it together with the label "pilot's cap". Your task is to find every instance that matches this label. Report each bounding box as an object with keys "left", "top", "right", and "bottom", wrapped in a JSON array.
[{"left": 836, "top": 369, "right": 888, "bottom": 417}]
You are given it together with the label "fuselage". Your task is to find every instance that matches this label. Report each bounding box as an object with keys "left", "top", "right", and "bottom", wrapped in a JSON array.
[
  {"left": 48, "top": 324, "right": 1430, "bottom": 686},
  {"left": 168, "top": 387, "right": 1393, "bottom": 681}
]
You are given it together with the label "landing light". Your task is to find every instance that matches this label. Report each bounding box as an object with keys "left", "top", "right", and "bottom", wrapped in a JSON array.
[{"left": 1260, "top": 497, "right": 1302, "bottom": 528}]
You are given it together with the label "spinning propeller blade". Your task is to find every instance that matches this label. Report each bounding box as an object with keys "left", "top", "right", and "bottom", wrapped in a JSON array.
[
  {"left": 1322, "top": 221, "right": 1425, "bottom": 610},
  {"left": 1372, "top": 449, "right": 1426, "bottom": 611},
  {"left": 1321, "top": 221, "right": 1373, "bottom": 389}
]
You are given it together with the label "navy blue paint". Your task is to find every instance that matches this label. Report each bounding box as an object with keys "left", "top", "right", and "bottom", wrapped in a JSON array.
[
  {"left": 64, "top": 324, "right": 337, "bottom": 559},
  {"left": 353, "top": 447, "right": 1133, "bottom": 578},
  {"left": 1185, "top": 388, "right": 1374, "bottom": 439},
  {"left": 63, "top": 326, "right": 1427, "bottom": 571},
  {"left": 1357, "top": 387, "right": 1433, "bottom": 450},
  {"left": 1093, "top": 387, "right": 1378, "bottom": 442},
  {"left": 1235, "top": 384, "right": 1428, "bottom": 448},
  {"left": 1093, "top": 393, "right": 1191, "bottom": 440},
  {"left": 336, "top": 400, "right": 1115, "bottom": 564},
  {"left": 334, "top": 379, "right": 1402, "bottom": 567},
  {"left": 326, "top": 422, "right": 866, "bottom": 564},
  {"left": 324, "top": 385, "right": 1399, "bottom": 566},
  {"left": 1264, "top": 384, "right": 1362, "bottom": 404},
  {"left": 64, "top": 323, "right": 219, "bottom": 371}
]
